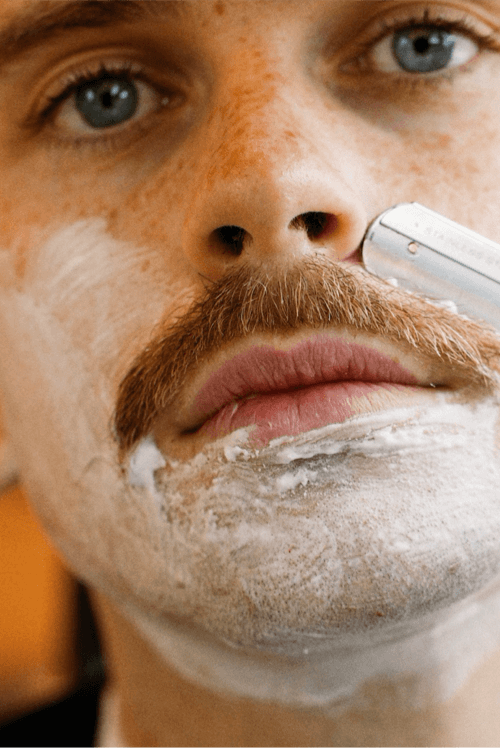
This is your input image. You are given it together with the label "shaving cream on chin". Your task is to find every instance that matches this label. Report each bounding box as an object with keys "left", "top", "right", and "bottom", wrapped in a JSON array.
[
  {"left": 119, "top": 397, "right": 500, "bottom": 654},
  {"left": 117, "top": 400, "right": 500, "bottom": 709}
]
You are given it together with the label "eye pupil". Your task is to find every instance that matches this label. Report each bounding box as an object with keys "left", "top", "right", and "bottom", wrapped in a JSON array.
[
  {"left": 75, "top": 76, "right": 138, "bottom": 129},
  {"left": 414, "top": 35, "right": 431, "bottom": 54},
  {"left": 102, "top": 91, "right": 113, "bottom": 109}
]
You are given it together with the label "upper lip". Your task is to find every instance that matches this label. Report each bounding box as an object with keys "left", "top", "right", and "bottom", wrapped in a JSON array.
[{"left": 179, "top": 331, "right": 438, "bottom": 432}]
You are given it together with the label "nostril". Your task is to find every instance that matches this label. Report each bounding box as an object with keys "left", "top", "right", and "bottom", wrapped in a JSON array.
[
  {"left": 289, "top": 212, "right": 336, "bottom": 240},
  {"left": 212, "top": 225, "right": 248, "bottom": 256}
]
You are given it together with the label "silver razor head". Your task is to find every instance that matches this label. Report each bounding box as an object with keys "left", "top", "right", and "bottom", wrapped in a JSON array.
[{"left": 362, "top": 202, "right": 500, "bottom": 330}]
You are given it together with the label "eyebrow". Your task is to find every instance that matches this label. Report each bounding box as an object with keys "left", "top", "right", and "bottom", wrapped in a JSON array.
[{"left": 0, "top": 0, "right": 181, "bottom": 69}]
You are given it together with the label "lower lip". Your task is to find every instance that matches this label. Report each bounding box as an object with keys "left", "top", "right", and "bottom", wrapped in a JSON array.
[{"left": 196, "top": 381, "right": 418, "bottom": 446}]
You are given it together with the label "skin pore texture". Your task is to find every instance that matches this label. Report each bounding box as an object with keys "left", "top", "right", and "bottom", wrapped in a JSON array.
[{"left": 2, "top": 0, "right": 500, "bottom": 745}]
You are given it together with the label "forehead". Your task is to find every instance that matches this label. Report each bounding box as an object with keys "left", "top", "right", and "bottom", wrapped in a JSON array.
[
  {"left": 0, "top": 0, "right": 267, "bottom": 28},
  {"left": 0, "top": 0, "right": 499, "bottom": 58},
  {"left": 0, "top": 0, "right": 315, "bottom": 38},
  {"left": 0, "top": 0, "right": 500, "bottom": 59},
  {"left": 0, "top": 0, "right": 326, "bottom": 65}
]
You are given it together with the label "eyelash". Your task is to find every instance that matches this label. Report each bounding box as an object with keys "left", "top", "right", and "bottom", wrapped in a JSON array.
[
  {"left": 40, "top": 60, "right": 148, "bottom": 120},
  {"left": 355, "top": 7, "right": 500, "bottom": 75},
  {"left": 29, "top": 58, "right": 176, "bottom": 150}
]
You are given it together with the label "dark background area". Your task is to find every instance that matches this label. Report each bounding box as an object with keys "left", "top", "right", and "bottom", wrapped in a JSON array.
[{"left": 0, "top": 584, "right": 106, "bottom": 748}]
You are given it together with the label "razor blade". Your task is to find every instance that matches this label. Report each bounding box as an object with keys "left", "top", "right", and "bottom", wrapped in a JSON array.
[{"left": 362, "top": 202, "right": 500, "bottom": 329}]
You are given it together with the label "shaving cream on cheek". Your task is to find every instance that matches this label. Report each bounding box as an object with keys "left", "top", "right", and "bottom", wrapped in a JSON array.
[
  {"left": 0, "top": 221, "right": 190, "bottom": 603},
  {"left": 13, "top": 219, "right": 193, "bottom": 378}
]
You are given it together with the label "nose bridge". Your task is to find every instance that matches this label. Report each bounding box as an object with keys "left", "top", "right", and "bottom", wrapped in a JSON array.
[
  {"left": 180, "top": 44, "right": 368, "bottom": 279},
  {"left": 206, "top": 60, "right": 301, "bottom": 186}
]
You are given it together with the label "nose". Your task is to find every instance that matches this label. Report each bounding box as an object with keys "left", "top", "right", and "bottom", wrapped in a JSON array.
[{"left": 180, "top": 66, "right": 368, "bottom": 281}]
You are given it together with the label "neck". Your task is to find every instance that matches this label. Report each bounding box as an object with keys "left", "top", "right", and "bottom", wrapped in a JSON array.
[{"left": 90, "top": 588, "right": 500, "bottom": 747}]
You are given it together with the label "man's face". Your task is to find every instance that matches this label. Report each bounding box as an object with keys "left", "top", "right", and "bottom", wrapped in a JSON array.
[{"left": 1, "top": 0, "right": 500, "bottom": 654}]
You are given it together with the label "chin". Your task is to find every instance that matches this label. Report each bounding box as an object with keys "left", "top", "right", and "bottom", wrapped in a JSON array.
[
  {"left": 112, "top": 397, "right": 500, "bottom": 656},
  {"left": 9, "top": 357, "right": 500, "bottom": 660}
]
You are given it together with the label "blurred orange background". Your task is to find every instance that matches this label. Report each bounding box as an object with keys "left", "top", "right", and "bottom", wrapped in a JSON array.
[{"left": 0, "top": 479, "right": 77, "bottom": 724}]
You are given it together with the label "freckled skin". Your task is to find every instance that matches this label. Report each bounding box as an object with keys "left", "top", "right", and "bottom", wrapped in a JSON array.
[{"left": 2, "top": 1, "right": 500, "bottom": 746}]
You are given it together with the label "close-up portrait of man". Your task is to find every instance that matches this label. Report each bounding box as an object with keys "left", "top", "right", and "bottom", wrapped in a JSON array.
[{"left": 1, "top": 0, "right": 500, "bottom": 745}]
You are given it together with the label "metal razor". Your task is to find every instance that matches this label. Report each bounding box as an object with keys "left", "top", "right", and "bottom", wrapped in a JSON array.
[{"left": 362, "top": 202, "right": 500, "bottom": 329}]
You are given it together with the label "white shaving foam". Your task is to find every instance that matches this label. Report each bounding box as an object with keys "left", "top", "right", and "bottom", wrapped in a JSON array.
[
  {"left": 121, "top": 576, "right": 500, "bottom": 712},
  {"left": 128, "top": 434, "right": 166, "bottom": 493},
  {"left": 105, "top": 396, "right": 500, "bottom": 711}
]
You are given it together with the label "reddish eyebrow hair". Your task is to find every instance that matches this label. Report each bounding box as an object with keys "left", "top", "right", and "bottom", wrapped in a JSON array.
[{"left": 0, "top": 0, "right": 183, "bottom": 65}]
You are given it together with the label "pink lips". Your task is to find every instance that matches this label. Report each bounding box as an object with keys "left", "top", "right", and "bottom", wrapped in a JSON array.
[{"left": 188, "top": 335, "right": 420, "bottom": 446}]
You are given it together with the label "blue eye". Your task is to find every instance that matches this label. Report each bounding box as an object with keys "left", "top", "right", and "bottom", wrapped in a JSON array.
[
  {"left": 370, "top": 22, "right": 479, "bottom": 75},
  {"left": 75, "top": 76, "right": 138, "bottom": 128},
  {"left": 392, "top": 27, "right": 455, "bottom": 73}
]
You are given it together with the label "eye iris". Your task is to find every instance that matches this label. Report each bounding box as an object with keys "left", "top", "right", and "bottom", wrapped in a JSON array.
[
  {"left": 75, "top": 76, "right": 138, "bottom": 128},
  {"left": 392, "top": 27, "right": 455, "bottom": 73}
]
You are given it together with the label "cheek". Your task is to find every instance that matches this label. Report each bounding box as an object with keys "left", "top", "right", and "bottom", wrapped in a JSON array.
[
  {"left": 0, "top": 220, "right": 190, "bottom": 606},
  {"left": 0, "top": 219, "right": 196, "bottom": 527},
  {"left": 359, "top": 88, "right": 500, "bottom": 225},
  {"left": 0, "top": 219, "right": 197, "bottom": 384}
]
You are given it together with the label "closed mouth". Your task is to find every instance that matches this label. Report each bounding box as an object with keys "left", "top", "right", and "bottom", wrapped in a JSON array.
[{"left": 169, "top": 331, "right": 448, "bottom": 447}]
